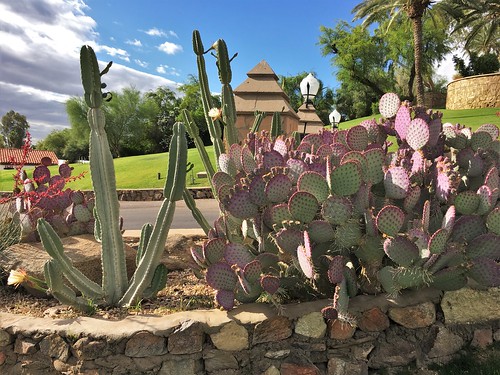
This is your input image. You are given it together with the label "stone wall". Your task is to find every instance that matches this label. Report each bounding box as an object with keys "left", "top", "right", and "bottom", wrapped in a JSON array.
[
  {"left": 1, "top": 287, "right": 499, "bottom": 374},
  {"left": 446, "top": 73, "right": 500, "bottom": 110}
]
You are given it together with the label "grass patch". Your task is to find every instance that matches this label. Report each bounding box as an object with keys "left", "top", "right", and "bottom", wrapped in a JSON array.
[
  {"left": 0, "top": 107, "right": 497, "bottom": 192},
  {"left": 428, "top": 342, "right": 500, "bottom": 375}
]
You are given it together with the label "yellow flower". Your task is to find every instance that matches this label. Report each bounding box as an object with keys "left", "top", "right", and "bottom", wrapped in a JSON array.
[
  {"left": 208, "top": 107, "right": 222, "bottom": 121},
  {"left": 7, "top": 269, "right": 28, "bottom": 287}
]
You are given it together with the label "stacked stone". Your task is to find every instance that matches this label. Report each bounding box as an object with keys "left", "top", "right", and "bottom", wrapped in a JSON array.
[{"left": 0, "top": 287, "right": 499, "bottom": 374}]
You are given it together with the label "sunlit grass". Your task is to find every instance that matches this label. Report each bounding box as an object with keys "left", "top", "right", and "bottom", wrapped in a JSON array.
[{"left": 1, "top": 107, "right": 498, "bottom": 192}]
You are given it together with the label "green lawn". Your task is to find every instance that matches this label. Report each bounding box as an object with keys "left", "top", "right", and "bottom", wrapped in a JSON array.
[{"left": 1, "top": 107, "right": 498, "bottom": 192}]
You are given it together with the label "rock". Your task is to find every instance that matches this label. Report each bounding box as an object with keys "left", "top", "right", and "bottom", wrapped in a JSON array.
[
  {"left": 388, "top": 302, "right": 436, "bottom": 328},
  {"left": 368, "top": 336, "right": 416, "bottom": 369},
  {"left": 159, "top": 358, "right": 203, "bottom": 375},
  {"left": 358, "top": 307, "right": 390, "bottom": 332},
  {"left": 0, "top": 234, "right": 137, "bottom": 286},
  {"left": 210, "top": 321, "right": 248, "bottom": 351},
  {"left": 263, "top": 365, "right": 280, "bottom": 375},
  {"left": 471, "top": 328, "right": 493, "bottom": 349},
  {"left": 327, "top": 357, "right": 368, "bottom": 375},
  {"left": 0, "top": 351, "right": 6, "bottom": 366},
  {"left": 328, "top": 319, "right": 356, "bottom": 340},
  {"left": 168, "top": 320, "right": 204, "bottom": 354},
  {"left": 73, "top": 337, "right": 110, "bottom": 360},
  {"left": 14, "top": 337, "right": 37, "bottom": 355},
  {"left": 427, "top": 326, "right": 464, "bottom": 359},
  {"left": 252, "top": 316, "right": 292, "bottom": 345},
  {"left": 125, "top": 331, "right": 167, "bottom": 357},
  {"left": 441, "top": 287, "right": 500, "bottom": 324},
  {"left": 0, "top": 329, "right": 12, "bottom": 347},
  {"left": 39, "top": 333, "right": 69, "bottom": 361},
  {"left": 203, "top": 349, "right": 239, "bottom": 372},
  {"left": 494, "top": 328, "right": 500, "bottom": 342},
  {"left": 295, "top": 312, "right": 327, "bottom": 338},
  {"left": 264, "top": 349, "right": 290, "bottom": 359},
  {"left": 280, "top": 362, "right": 321, "bottom": 375}
]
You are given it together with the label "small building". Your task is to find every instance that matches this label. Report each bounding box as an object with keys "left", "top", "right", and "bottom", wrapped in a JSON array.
[
  {"left": 0, "top": 149, "right": 58, "bottom": 170},
  {"left": 234, "top": 60, "right": 300, "bottom": 140}
]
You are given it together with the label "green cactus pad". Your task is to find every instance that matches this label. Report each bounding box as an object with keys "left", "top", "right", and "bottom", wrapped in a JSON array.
[
  {"left": 376, "top": 205, "right": 405, "bottom": 237},
  {"left": 346, "top": 125, "right": 369, "bottom": 151},
  {"left": 321, "top": 196, "right": 353, "bottom": 225},
  {"left": 421, "top": 200, "right": 431, "bottom": 233},
  {"left": 218, "top": 153, "right": 237, "bottom": 177},
  {"left": 379, "top": 93, "right": 400, "bottom": 119},
  {"left": 428, "top": 228, "right": 450, "bottom": 254},
  {"left": 229, "top": 143, "right": 243, "bottom": 171},
  {"left": 286, "top": 158, "right": 308, "bottom": 184},
  {"left": 241, "top": 145, "right": 257, "bottom": 174},
  {"left": 476, "top": 185, "right": 493, "bottom": 215},
  {"left": 206, "top": 262, "right": 237, "bottom": 291},
  {"left": 395, "top": 104, "right": 410, "bottom": 140},
  {"left": 467, "top": 233, "right": 500, "bottom": 259},
  {"left": 393, "top": 267, "right": 429, "bottom": 289},
  {"left": 330, "top": 143, "right": 350, "bottom": 166},
  {"left": 407, "top": 118, "right": 430, "bottom": 150},
  {"left": 343, "top": 262, "right": 358, "bottom": 297},
  {"left": 443, "top": 125, "right": 468, "bottom": 149},
  {"left": 470, "top": 131, "right": 493, "bottom": 152},
  {"left": 248, "top": 174, "right": 268, "bottom": 207},
  {"left": 477, "top": 123, "right": 500, "bottom": 140},
  {"left": 327, "top": 255, "right": 345, "bottom": 284},
  {"left": 451, "top": 215, "right": 486, "bottom": 243},
  {"left": 341, "top": 151, "right": 368, "bottom": 180},
  {"left": 408, "top": 227, "right": 430, "bottom": 257},
  {"left": 243, "top": 259, "right": 262, "bottom": 283},
  {"left": 330, "top": 161, "right": 362, "bottom": 197},
  {"left": 224, "top": 242, "right": 255, "bottom": 268},
  {"left": 288, "top": 191, "right": 319, "bottom": 224},
  {"left": 73, "top": 204, "right": 92, "bottom": 223},
  {"left": 212, "top": 171, "right": 235, "bottom": 194},
  {"left": 263, "top": 150, "right": 285, "bottom": 170},
  {"left": 441, "top": 205, "right": 456, "bottom": 232},
  {"left": 215, "top": 289, "right": 235, "bottom": 310},
  {"left": 297, "top": 171, "right": 329, "bottom": 202},
  {"left": 302, "top": 133, "right": 323, "bottom": 152},
  {"left": 260, "top": 275, "right": 280, "bottom": 295},
  {"left": 203, "top": 238, "right": 226, "bottom": 265},
  {"left": 235, "top": 281, "right": 262, "bottom": 303},
  {"left": 403, "top": 186, "right": 421, "bottom": 212},
  {"left": 468, "top": 257, "right": 500, "bottom": 287},
  {"left": 190, "top": 246, "right": 205, "bottom": 267},
  {"left": 264, "top": 203, "right": 293, "bottom": 229},
  {"left": 363, "top": 148, "right": 385, "bottom": 184},
  {"left": 274, "top": 228, "right": 303, "bottom": 255},
  {"left": 384, "top": 166, "right": 410, "bottom": 199},
  {"left": 355, "top": 234, "right": 385, "bottom": 264},
  {"left": 308, "top": 220, "right": 335, "bottom": 243},
  {"left": 377, "top": 266, "right": 400, "bottom": 295},
  {"left": 486, "top": 207, "right": 500, "bottom": 235},
  {"left": 265, "top": 174, "right": 292, "bottom": 203},
  {"left": 316, "top": 144, "right": 333, "bottom": 158},
  {"left": 431, "top": 267, "right": 467, "bottom": 291},
  {"left": 384, "top": 235, "right": 420, "bottom": 267},
  {"left": 334, "top": 220, "right": 363, "bottom": 248},
  {"left": 297, "top": 244, "right": 314, "bottom": 279},
  {"left": 225, "top": 187, "right": 259, "bottom": 219},
  {"left": 454, "top": 190, "right": 480, "bottom": 215}
]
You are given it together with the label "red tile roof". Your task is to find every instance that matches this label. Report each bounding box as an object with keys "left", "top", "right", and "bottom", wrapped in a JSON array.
[{"left": 0, "top": 148, "right": 58, "bottom": 166}]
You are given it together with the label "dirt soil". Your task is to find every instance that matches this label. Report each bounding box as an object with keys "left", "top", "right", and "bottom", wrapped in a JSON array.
[{"left": 0, "top": 237, "right": 216, "bottom": 320}]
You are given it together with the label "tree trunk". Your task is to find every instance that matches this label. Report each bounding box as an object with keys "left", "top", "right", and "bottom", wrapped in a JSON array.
[{"left": 411, "top": 16, "right": 425, "bottom": 106}]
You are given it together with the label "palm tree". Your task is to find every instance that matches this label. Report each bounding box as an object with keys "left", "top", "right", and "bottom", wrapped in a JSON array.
[
  {"left": 438, "top": 0, "right": 499, "bottom": 55},
  {"left": 352, "top": 0, "right": 434, "bottom": 107}
]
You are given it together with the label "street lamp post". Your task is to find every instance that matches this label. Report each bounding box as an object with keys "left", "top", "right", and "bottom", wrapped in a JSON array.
[
  {"left": 299, "top": 73, "right": 320, "bottom": 134},
  {"left": 329, "top": 108, "right": 341, "bottom": 129}
]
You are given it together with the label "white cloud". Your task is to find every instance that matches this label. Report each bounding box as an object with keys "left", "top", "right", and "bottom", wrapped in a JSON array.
[
  {"left": 135, "top": 59, "right": 149, "bottom": 68},
  {"left": 126, "top": 39, "right": 142, "bottom": 47},
  {"left": 145, "top": 27, "right": 167, "bottom": 37},
  {"left": 434, "top": 53, "right": 458, "bottom": 84},
  {"left": 156, "top": 65, "right": 181, "bottom": 77},
  {"left": 0, "top": 0, "right": 181, "bottom": 142},
  {"left": 158, "top": 41, "right": 183, "bottom": 55}
]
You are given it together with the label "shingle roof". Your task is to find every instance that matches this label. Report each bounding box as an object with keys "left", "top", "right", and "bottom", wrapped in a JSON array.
[{"left": 0, "top": 149, "right": 58, "bottom": 166}]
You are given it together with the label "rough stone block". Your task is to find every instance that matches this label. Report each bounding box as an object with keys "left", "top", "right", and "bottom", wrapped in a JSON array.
[
  {"left": 125, "top": 331, "right": 167, "bottom": 357},
  {"left": 388, "top": 301, "right": 435, "bottom": 328},
  {"left": 253, "top": 316, "right": 292, "bottom": 345},
  {"left": 471, "top": 328, "right": 493, "bottom": 349},
  {"left": 210, "top": 321, "right": 248, "bottom": 351},
  {"left": 168, "top": 321, "right": 204, "bottom": 354},
  {"left": 441, "top": 287, "right": 500, "bottom": 324},
  {"left": 295, "top": 312, "right": 327, "bottom": 338},
  {"left": 358, "top": 307, "right": 390, "bottom": 332}
]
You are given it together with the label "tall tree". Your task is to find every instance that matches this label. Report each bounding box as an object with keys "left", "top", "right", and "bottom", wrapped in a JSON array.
[
  {"left": 352, "top": 0, "right": 434, "bottom": 106},
  {"left": 438, "top": 0, "right": 499, "bottom": 55},
  {"left": 1, "top": 110, "right": 30, "bottom": 148}
]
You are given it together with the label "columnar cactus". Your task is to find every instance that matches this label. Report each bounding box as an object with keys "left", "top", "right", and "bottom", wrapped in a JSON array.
[{"left": 37, "top": 45, "right": 188, "bottom": 311}]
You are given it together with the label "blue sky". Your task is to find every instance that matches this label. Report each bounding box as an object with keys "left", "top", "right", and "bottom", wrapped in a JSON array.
[{"left": 0, "top": 0, "right": 454, "bottom": 141}]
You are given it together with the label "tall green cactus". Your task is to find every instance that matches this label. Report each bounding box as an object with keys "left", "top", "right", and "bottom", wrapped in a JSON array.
[{"left": 37, "top": 45, "right": 188, "bottom": 310}]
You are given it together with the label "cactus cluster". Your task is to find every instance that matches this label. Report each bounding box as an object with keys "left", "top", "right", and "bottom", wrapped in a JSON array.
[
  {"left": 14, "top": 161, "right": 95, "bottom": 242},
  {"left": 36, "top": 46, "right": 188, "bottom": 311},
  {"left": 186, "top": 47, "right": 500, "bottom": 317}
]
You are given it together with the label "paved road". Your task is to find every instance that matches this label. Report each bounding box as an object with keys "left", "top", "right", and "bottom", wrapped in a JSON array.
[{"left": 119, "top": 199, "right": 220, "bottom": 230}]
